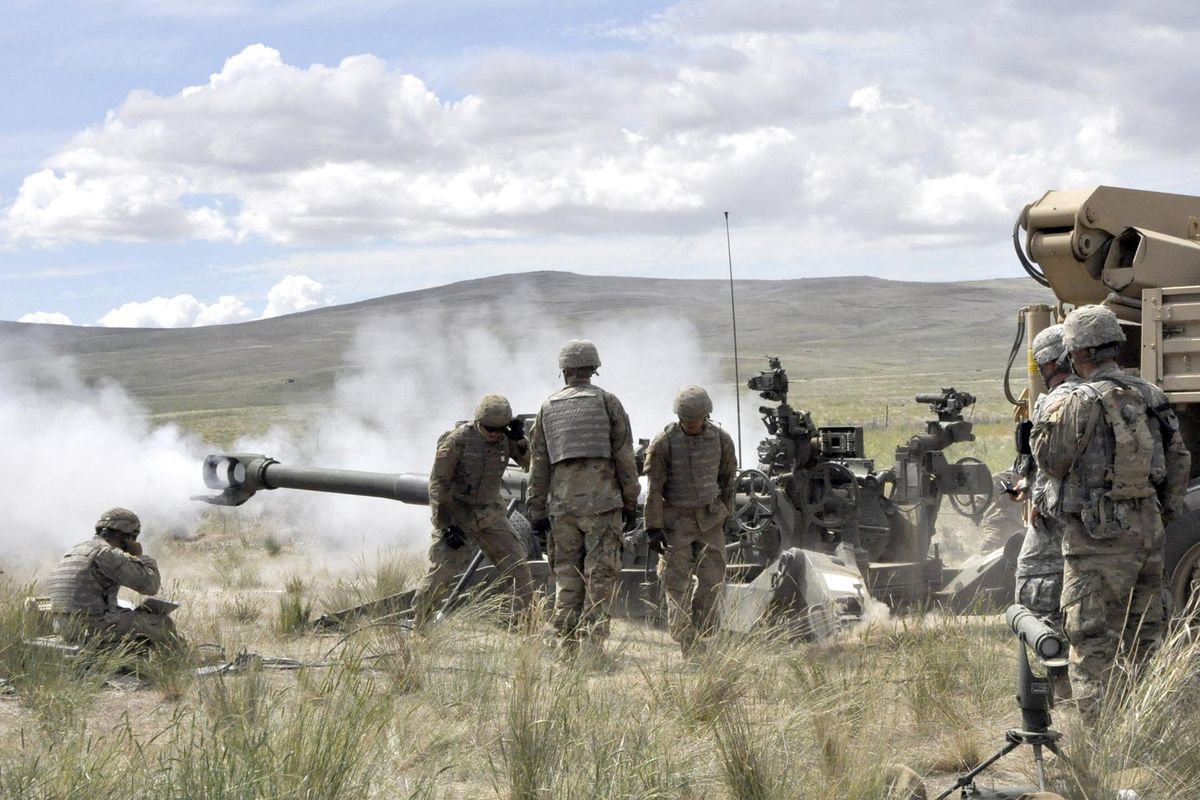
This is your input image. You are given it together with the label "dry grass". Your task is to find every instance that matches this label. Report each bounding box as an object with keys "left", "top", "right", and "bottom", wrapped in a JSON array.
[{"left": 2, "top": 538, "right": 1199, "bottom": 799}]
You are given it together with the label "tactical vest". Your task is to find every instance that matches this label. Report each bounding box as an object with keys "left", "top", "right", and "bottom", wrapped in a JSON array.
[
  {"left": 1031, "top": 377, "right": 1079, "bottom": 514},
  {"left": 662, "top": 423, "right": 723, "bottom": 508},
  {"left": 449, "top": 424, "right": 510, "bottom": 505},
  {"left": 48, "top": 538, "right": 116, "bottom": 616},
  {"left": 1060, "top": 377, "right": 1164, "bottom": 517},
  {"left": 540, "top": 385, "right": 612, "bottom": 464}
]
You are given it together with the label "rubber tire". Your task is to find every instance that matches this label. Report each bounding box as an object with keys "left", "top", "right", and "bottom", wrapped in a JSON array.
[
  {"left": 510, "top": 510, "right": 541, "bottom": 560},
  {"left": 1164, "top": 505, "right": 1200, "bottom": 615}
]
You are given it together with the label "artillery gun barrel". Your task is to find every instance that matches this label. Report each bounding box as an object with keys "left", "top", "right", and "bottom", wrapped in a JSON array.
[{"left": 198, "top": 453, "right": 434, "bottom": 506}]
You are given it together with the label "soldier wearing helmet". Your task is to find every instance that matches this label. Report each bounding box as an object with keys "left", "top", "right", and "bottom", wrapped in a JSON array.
[
  {"left": 527, "top": 339, "right": 639, "bottom": 655},
  {"left": 643, "top": 385, "right": 737, "bottom": 655},
  {"left": 48, "top": 507, "right": 181, "bottom": 648},
  {"left": 1006, "top": 324, "right": 1080, "bottom": 696},
  {"left": 1032, "top": 305, "right": 1190, "bottom": 721},
  {"left": 412, "top": 393, "right": 535, "bottom": 627}
]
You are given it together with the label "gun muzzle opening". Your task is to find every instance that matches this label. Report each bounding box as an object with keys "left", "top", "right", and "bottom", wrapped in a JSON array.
[
  {"left": 203, "top": 455, "right": 247, "bottom": 490},
  {"left": 1006, "top": 604, "right": 1066, "bottom": 663}
]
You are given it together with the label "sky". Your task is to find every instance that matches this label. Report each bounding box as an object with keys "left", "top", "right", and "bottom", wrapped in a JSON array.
[{"left": 3, "top": 0, "right": 1200, "bottom": 327}]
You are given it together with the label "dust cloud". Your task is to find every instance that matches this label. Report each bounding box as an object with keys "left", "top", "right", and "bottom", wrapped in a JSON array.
[
  {"left": 0, "top": 341, "right": 207, "bottom": 574},
  {"left": 0, "top": 307, "right": 749, "bottom": 576},
  {"left": 233, "top": 303, "right": 747, "bottom": 554}
]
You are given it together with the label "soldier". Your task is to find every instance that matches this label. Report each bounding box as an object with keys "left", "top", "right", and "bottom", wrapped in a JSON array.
[
  {"left": 527, "top": 339, "right": 640, "bottom": 655},
  {"left": 411, "top": 393, "right": 535, "bottom": 628},
  {"left": 643, "top": 385, "right": 737, "bottom": 655},
  {"left": 1014, "top": 324, "right": 1079, "bottom": 629},
  {"left": 976, "top": 467, "right": 1026, "bottom": 551},
  {"left": 1031, "top": 305, "right": 1190, "bottom": 721},
  {"left": 49, "top": 507, "right": 181, "bottom": 649}
]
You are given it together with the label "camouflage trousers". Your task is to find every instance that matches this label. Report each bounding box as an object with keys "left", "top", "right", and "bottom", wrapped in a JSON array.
[
  {"left": 656, "top": 511, "right": 725, "bottom": 650},
  {"left": 547, "top": 508, "right": 622, "bottom": 644},
  {"left": 411, "top": 518, "right": 534, "bottom": 626},
  {"left": 54, "top": 609, "right": 182, "bottom": 650},
  {"left": 1061, "top": 546, "right": 1164, "bottom": 720},
  {"left": 1016, "top": 574, "right": 1064, "bottom": 630}
]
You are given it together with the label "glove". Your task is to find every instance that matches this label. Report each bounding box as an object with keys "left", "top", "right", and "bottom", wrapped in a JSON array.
[
  {"left": 125, "top": 539, "right": 143, "bottom": 557},
  {"left": 622, "top": 509, "right": 639, "bottom": 533},
  {"left": 531, "top": 517, "right": 551, "bottom": 548},
  {"left": 645, "top": 528, "right": 666, "bottom": 554},
  {"left": 505, "top": 417, "right": 526, "bottom": 441},
  {"left": 440, "top": 525, "right": 467, "bottom": 549}
]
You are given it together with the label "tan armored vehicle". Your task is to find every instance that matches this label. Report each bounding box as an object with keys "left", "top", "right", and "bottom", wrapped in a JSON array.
[{"left": 1014, "top": 186, "right": 1200, "bottom": 610}]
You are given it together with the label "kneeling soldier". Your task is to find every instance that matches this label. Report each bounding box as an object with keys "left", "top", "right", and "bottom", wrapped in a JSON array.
[
  {"left": 49, "top": 507, "right": 181, "bottom": 649},
  {"left": 644, "top": 385, "right": 737, "bottom": 654},
  {"left": 412, "top": 393, "right": 535, "bottom": 627}
]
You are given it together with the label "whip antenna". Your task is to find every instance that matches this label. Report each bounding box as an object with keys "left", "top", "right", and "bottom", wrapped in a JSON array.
[{"left": 725, "top": 211, "right": 743, "bottom": 463}]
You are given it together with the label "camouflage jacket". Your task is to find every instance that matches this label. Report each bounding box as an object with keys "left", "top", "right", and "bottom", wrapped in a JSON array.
[
  {"left": 643, "top": 421, "right": 737, "bottom": 531},
  {"left": 429, "top": 423, "right": 529, "bottom": 530},
  {"left": 48, "top": 536, "right": 162, "bottom": 616},
  {"left": 1031, "top": 362, "right": 1189, "bottom": 554},
  {"left": 526, "top": 379, "right": 640, "bottom": 520}
]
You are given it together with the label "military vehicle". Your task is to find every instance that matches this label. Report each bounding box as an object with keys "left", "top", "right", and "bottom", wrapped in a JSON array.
[
  {"left": 198, "top": 364, "right": 1006, "bottom": 636},
  {"left": 1012, "top": 186, "right": 1200, "bottom": 611}
]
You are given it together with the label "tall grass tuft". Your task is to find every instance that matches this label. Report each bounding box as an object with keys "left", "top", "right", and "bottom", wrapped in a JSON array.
[{"left": 276, "top": 574, "right": 313, "bottom": 635}]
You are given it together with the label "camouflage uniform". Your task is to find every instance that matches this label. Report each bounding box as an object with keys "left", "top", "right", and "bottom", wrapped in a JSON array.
[
  {"left": 1015, "top": 374, "right": 1080, "bottom": 623},
  {"left": 644, "top": 419, "right": 737, "bottom": 650},
  {"left": 412, "top": 420, "right": 534, "bottom": 624},
  {"left": 49, "top": 530, "right": 178, "bottom": 648},
  {"left": 978, "top": 468, "right": 1026, "bottom": 551},
  {"left": 528, "top": 371, "right": 639, "bottom": 646},
  {"left": 1033, "top": 358, "right": 1189, "bottom": 717}
]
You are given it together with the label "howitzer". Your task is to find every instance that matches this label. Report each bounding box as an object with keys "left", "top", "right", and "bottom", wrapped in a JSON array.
[
  {"left": 196, "top": 452, "right": 541, "bottom": 628},
  {"left": 723, "top": 358, "right": 1015, "bottom": 634}
]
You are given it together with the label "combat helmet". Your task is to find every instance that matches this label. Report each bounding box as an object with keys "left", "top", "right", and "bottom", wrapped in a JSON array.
[
  {"left": 474, "top": 393, "right": 513, "bottom": 427},
  {"left": 1031, "top": 323, "right": 1067, "bottom": 366},
  {"left": 673, "top": 385, "right": 713, "bottom": 420},
  {"left": 1062, "top": 304, "right": 1125, "bottom": 354},
  {"left": 95, "top": 507, "right": 141, "bottom": 537},
  {"left": 558, "top": 339, "right": 601, "bottom": 370}
]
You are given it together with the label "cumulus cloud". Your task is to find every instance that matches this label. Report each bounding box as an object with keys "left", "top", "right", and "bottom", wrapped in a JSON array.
[
  {"left": 18, "top": 311, "right": 74, "bottom": 325},
  {"left": 98, "top": 293, "right": 253, "bottom": 328},
  {"left": 262, "top": 275, "right": 333, "bottom": 319},
  {"left": 89, "top": 274, "right": 332, "bottom": 328},
  {"left": 1, "top": 3, "right": 1195, "bottom": 254}
]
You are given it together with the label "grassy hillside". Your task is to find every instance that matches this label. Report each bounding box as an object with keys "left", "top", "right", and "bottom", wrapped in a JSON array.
[{"left": 0, "top": 271, "right": 1052, "bottom": 423}]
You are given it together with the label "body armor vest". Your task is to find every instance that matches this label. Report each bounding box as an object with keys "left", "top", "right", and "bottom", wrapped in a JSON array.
[
  {"left": 663, "top": 423, "right": 723, "bottom": 508},
  {"left": 1031, "top": 377, "right": 1079, "bottom": 515},
  {"left": 540, "top": 385, "right": 612, "bottom": 464},
  {"left": 450, "top": 424, "right": 510, "bottom": 505},
  {"left": 1060, "top": 376, "right": 1164, "bottom": 515},
  {"left": 48, "top": 539, "right": 115, "bottom": 616}
]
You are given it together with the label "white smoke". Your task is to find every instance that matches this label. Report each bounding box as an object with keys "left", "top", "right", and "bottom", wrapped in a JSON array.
[
  {"left": 0, "top": 341, "right": 207, "bottom": 574},
  {"left": 230, "top": 303, "right": 741, "bottom": 553},
  {"left": 0, "top": 302, "right": 748, "bottom": 577}
]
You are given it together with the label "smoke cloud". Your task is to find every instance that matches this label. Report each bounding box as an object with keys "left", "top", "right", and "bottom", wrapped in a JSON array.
[
  {"left": 0, "top": 340, "right": 207, "bottom": 574},
  {"left": 0, "top": 305, "right": 746, "bottom": 579},
  {"left": 231, "top": 303, "right": 743, "bottom": 553}
]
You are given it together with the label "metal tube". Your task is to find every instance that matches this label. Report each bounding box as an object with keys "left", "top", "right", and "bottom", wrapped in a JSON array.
[{"left": 261, "top": 464, "right": 431, "bottom": 504}]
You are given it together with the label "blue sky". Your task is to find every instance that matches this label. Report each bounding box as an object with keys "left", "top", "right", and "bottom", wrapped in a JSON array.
[{"left": 4, "top": 1, "right": 1200, "bottom": 326}]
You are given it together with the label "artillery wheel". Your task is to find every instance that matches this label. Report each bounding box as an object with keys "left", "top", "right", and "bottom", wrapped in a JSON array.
[
  {"left": 510, "top": 511, "right": 540, "bottom": 560},
  {"left": 733, "top": 469, "right": 776, "bottom": 534},
  {"left": 947, "top": 456, "right": 994, "bottom": 520},
  {"left": 1165, "top": 509, "right": 1200, "bottom": 618},
  {"left": 799, "top": 462, "right": 858, "bottom": 530}
]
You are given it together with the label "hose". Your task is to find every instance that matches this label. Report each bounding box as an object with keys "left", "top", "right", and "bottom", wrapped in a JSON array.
[
  {"left": 1002, "top": 312, "right": 1026, "bottom": 407},
  {"left": 1013, "top": 215, "right": 1050, "bottom": 287}
]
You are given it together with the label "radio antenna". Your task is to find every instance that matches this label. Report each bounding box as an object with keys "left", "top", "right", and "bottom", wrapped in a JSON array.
[{"left": 725, "top": 211, "right": 743, "bottom": 464}]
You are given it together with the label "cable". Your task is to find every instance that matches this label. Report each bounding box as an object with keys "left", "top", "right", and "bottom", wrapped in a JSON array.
[
  {"left": 1013, "top": 216, "right": 1049, "bottom": 287},
  {"left": 1002, "top": 313, "right": 1026, "bottom": 407}
]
